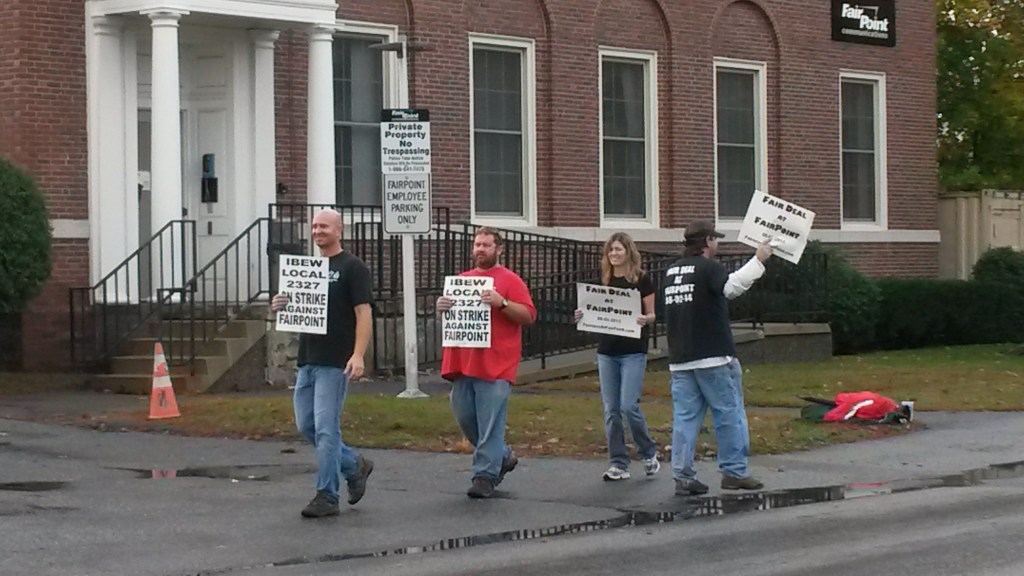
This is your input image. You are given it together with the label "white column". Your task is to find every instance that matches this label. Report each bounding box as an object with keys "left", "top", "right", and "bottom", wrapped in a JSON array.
[
  {"left": 146, "top": 9, "right": 188, "bottom": 290},
  {"left": 306, "top": 25, "right": 336, "bottom": 206},
  {"left": 251, "top": 29, "right": 280, "bottom": 218},
  {"left": 146, "top": 10, "right": 186, "bottom": 231},
  {"left": 92, "top": 16, "right": 129, "bottom": 291}
]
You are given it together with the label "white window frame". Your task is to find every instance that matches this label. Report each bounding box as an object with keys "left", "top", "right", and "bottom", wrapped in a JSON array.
[
  {"left": 839, "top": 70, "right": 888, "bottom": 231},
  {"left": 468, "top": 33, "right": 537, "bottom": 227},
  {"left": 598, "top": 47, "right": 659, "bottom": 229},
  {"left": 333, "top": 20, "right": 407, "bottom": 223},
  {"left": 713, "top": 57, "right": 768, "bottom": 230}
]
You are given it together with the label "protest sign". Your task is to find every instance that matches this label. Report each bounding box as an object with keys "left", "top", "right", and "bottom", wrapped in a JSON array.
[
  {"left": 738, "top": 190, "right": 816, "bottom": 264},
  {"left": 276, "top": 255, "right": 329, "bottom": 335},
  {"left": 576, "top": 283, "right": 642, "bottom": 339},
  {"left": 442, "top": 275, "right": 494, "bottom": 348}
]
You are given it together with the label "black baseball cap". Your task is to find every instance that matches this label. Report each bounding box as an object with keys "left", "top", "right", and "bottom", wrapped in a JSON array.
[{"left": 684, "top": 219, "right": 725, "bottom": 243}]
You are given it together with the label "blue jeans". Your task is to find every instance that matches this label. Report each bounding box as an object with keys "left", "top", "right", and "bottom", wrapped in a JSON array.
[
  {"left": 294, "top": 365, "right": 360, "bottom": 500},
  {"left": 450, "top": 377, "right": 513, "bottom": 483},
  {"left": 670, "top": 358, "right": 750, "bottom": 480},
  {"left": 597, "top": 353, "right": 657, "bottom": 469}
]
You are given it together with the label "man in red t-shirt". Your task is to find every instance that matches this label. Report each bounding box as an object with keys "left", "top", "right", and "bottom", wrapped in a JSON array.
[{"left": 436, "top": 227, "right": 537, "bottom": 498}]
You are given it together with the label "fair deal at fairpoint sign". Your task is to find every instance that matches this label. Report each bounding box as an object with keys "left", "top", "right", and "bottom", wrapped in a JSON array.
[
  {"left": 575, "top": 283, "right": 642, "bottom": 339},
  {"left": 441, "top": 276, "right": 494, "bottom": 348},
  {"left": 276, "top": 255, "right": 329, "bottom": 335},
  {"left": 738, "top": 190, "right": 816, "bottom": 264}
]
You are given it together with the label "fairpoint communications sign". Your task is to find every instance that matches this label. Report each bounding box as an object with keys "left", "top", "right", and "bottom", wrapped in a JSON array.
[{"left": 831, "top": 0, "right": 895, "bottom": 47}]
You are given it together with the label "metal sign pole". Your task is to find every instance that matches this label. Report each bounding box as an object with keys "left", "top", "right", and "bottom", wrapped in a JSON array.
[{"left": 381, "top": 108, "right": 431, "bottom": 399}]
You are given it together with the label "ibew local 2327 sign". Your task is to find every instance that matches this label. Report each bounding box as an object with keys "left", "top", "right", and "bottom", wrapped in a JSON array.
[{"left": 831, "top": 0, "right": 895, "bottom": 47}]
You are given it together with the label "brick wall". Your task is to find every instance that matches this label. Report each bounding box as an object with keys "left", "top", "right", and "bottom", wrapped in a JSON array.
[
  {"left": 1, "top": 1, "right": 89, "bottom": 371},
  {"left": 272, "top": 0, "right": 937, "bottom": 273},
  {"left": 3, "top": 0, "right": 936, "bottom": 370}
]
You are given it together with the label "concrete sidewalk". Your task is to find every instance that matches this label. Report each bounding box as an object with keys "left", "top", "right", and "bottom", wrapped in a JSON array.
[{"left": 2, "top": 390, "right": 1023, "bottom": 576}]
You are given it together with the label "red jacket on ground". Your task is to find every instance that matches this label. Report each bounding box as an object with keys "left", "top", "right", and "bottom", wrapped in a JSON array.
[{"left": 823, "top": 391, "right": 899, "bottom": 422}]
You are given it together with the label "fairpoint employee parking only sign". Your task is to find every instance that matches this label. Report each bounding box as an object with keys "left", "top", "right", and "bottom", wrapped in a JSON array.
[{"left": 381, "top": 109, "right": 431, "bottom": 234}]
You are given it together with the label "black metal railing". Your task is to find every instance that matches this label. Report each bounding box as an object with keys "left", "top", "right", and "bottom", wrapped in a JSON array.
[
  {"left": 160, "top": 218, "right": 271, "bottom": 367},
  {"left": 69, "top": 220, "right": 197, "bottom": 368},
  {"left": 263, "top": 204, "right": 829, "bottom": 375}
]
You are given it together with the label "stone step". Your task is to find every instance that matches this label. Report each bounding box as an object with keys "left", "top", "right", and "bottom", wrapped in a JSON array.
[
  {"left": 109, "top": 355, "right": 229, "bottom": 378},
  {"left": 89, "top": 373, "right": 199, "bottom": 395}
]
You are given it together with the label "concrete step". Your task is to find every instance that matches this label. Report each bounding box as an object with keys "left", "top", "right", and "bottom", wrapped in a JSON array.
[
  {"left": 109, "top": 355, "right": 230, "bottom": 378},
  {"left": 125, "top": 336, "right": 251, "bottom": 359},
  {"left": 94, "top": 315, "right": 267, "bottom": 395},
  {"left": 89, "top": 373, "right": 198, "bottom": 395},
  {"left": 138, "top": 319, "right": 264, "bottom": 340}
]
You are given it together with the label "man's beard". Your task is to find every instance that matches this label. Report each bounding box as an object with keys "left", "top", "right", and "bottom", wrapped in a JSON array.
[{"left": 474, "top": 253, "right": 498, "bottom": 269}]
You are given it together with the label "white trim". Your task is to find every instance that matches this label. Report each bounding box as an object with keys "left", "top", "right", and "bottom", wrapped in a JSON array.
[
  {"left": 334, "top": 20, "right": 403, "bottom": 218},
  {"left": 468, "top": 33, "right": 537, "bottom": 227},
  {"left": 51, "top": 219, "right": 92, "bottom": 239},
  {"left": 508, "top": 226, "right": 940, "bottom": 244},
  {"left": 598, "top": 47, "right": 659, "bottom": 229},
  {"left": 839, "top": 69, "right": 888, "bottom": 231},
  {"left": 90, "top": 0, "right": 338, "bottom": 25},
  {"left": 713, "top": 57, "right": 768, "bottom": 226}
]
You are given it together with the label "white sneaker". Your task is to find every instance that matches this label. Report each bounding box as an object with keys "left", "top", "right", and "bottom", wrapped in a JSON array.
[
  {"left": 603, "top": 466, "right": 631, "bottom": 481},
  {"left": 643, "top": 455, "right": 661, "bottom": 476}
]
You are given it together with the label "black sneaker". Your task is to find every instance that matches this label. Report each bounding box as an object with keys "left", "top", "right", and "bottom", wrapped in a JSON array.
[
  {"left": 498, "top": 452, "right": 519, "bottom": 484},
  {"left": 721, "top": 475, "right": 764, "bottom": 490},
  {"left": 346, "top": 456, "right": 374, "bottom": 505},
  {"left": 301, "top": 491, "right": 339, "bottom": 518},
  {"left": 674, "top": 478, "right": 710, "bottom": 496},
  {"left": 467, "top": 477, "right": 495, "bottom": 499}
]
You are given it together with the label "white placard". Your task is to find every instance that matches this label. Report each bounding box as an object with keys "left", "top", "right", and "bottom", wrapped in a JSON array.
[
  {"left": 442, "top": 276, "right": 494, "bottom": 348},
  {"left": 383, "top": 173, "right": 431, "bottom": 234},
  {"left": 738, "top": 190, "right": 816, "bottom": 264},
  {"left": 381, "top": 121, "right": 431, "bottom": 174},
  {"left": 576, "top": 283, "right": 642, "bottom": 339},
  {"left": 276, "top": 255, "right": 330, "bottom": 335}
]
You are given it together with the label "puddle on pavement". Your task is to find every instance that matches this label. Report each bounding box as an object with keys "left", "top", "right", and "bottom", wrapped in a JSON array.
[
  {"left": 195, "top": 459, "right": 1024, "bottom": 575},
  {"left": 0, "top": 481, "right": 67, "bottom": 492},
  {"left": 116, "top": 464, "right": 315, "bottom": 482}
]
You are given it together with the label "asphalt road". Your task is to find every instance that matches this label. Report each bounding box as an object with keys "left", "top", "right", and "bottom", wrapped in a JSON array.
[
  {"left": 308, "top": 480, "right": 1024, "bottom": 576},
  {"left": 2, "top": 394, "right": 1024, "bottom": 576}
]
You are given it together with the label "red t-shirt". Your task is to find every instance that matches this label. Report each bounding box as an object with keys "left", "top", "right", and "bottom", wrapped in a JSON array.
[{"left": 441, "top": 266, "right": 537, "bottom": 384}]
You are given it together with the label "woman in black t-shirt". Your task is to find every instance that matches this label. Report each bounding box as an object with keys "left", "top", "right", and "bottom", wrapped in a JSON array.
[{"left": 574, "top": 233, "right": 661, "bottom": 481}]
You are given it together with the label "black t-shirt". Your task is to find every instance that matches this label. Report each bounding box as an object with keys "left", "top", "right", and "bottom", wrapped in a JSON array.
[
  {"left": 297, "top": 251, "right": 373, "bottom": 368},
  {"left": 596, "top": 273, "right": 656, "bottom": 356},
  {"left": 663, "top": 256, "right": 735, "bottom": 364}
]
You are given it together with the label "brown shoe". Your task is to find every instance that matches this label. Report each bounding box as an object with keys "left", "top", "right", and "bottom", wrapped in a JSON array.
[{"left": 721, "top": 475, "right": 764, "bottom": 490}]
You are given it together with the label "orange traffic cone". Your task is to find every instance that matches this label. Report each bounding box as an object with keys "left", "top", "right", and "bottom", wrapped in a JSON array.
[{"left": 148, "top": 343, "right": 181, "bottom": 419}]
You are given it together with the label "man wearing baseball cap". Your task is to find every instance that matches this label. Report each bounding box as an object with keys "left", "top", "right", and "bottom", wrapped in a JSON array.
[{"left": 663, "top": 219, "right": 772, "bottom": 496}]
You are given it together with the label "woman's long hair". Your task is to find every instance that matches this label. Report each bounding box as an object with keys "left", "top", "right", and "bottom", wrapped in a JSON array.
[{"left": 601, "top": 232, "right": 644, "bottom": 285}]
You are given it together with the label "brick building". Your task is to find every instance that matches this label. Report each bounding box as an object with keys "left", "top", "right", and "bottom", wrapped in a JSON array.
[{"left": 1, "top": 0, "right": 937, "bottom": 371}]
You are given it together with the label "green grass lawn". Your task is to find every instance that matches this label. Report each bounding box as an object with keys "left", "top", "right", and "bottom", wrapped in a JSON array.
[
  {"left": 105, "top": 392, "right": 912, "bottom": 459},
  {"left": 17, "top": 343, "right": 1021, "bottom": 459},
  {"left": 525, "top": 344, "right": 1024, "bottom": 411}
]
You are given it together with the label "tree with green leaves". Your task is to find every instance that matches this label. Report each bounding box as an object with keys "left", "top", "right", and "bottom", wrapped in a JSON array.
[
  {"left": 0, "top": 157, "right": 52, "bottom": 313},
  {"left": 937, "top": 0, "right": 1024, "bottom": 190}
]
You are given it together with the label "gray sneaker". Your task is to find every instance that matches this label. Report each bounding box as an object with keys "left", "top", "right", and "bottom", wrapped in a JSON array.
[
  {"left": 674, "top": 478, "right": 710, "bottom": 496},
  {"left": 301, "top": 491, "right": 340, "bottom": 518},
  {"left": 721, "top": 475, "right": 764, "bottom": 490},
  {"left": 643, "top": 454, "right": 661, "bottom": 476},
  {"left": 346, "top": 456, "right": 374, "bottom": 505}
]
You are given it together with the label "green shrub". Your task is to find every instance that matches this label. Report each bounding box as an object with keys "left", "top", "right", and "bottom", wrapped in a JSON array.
[
  {"left": 972, "top": 246, "right": 1024, "bottom": 287},
  {"left": 876, "top": 278, "right": 1024, "bottom": 349},
  {"left": 782, "top": 242, "right": 880, "bottom": 353},
  {"left": 0, "top": 158, "right": 52, "bottom": 313}
]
